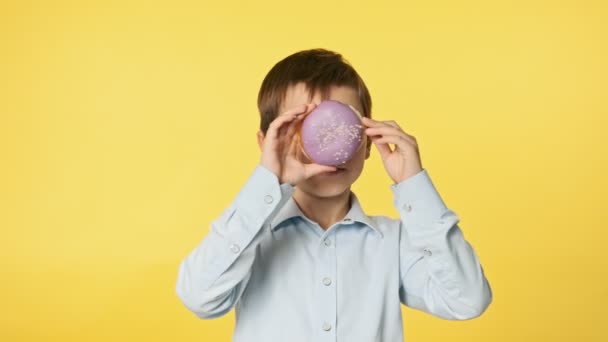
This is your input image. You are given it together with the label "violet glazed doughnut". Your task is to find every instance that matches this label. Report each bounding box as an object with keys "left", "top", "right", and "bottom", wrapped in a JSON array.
[{"left": 299, "top": 100, "right": 364, "bottom": 166}]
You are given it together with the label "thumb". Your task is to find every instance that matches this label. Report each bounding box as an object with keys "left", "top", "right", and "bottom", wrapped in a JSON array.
[{"left": 304, "top": 163, "right": 337, "bottom": 178}]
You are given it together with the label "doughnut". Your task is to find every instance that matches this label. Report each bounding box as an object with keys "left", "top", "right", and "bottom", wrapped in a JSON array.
[{"left": 299, "top": 100, "right": 364, "bottom": 166}]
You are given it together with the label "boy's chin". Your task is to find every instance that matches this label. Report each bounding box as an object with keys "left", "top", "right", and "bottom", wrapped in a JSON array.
[{"left": 297, "top": 179, "right": 351, "bottom": 198}]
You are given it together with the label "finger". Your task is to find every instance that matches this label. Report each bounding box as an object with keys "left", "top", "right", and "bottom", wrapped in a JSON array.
[
  {"left": 284, "top": 103, "right": 316, "bottom": 120},
  {"left": 287, "top": 133, "right": 298, "bottom": 157},
  {"left": 283, "top": 113, "right": 307, "bottom": 151},
  {"left": 286, "top": 122, "right": 303, "bottom": 158},
  {"left": 276, "top": 122, "right": 293, "bottom": 155},
  {"left": 304, "top": 163, "right": 337, "bottom": 178},
  {"left": 274, "top": 123, "right": 294, "bottom": 155},
  {"left": 384, "top": 120, "right": 402, "bottom": 130},
  {"left": 296, "top": 103, "right": 318, "bottom": 119},
  {"left": 372, "top": 135, "right": 412, "bottom": 152},
  {"left": 379, "top": 120, "right": 417, "bottom": 142},
  {"left": 361, "top": 117, "right": 408, "bottom": 134},
  {"left": 268, "top": 103, "right": 313, "bottom": 144},
  {"left": 360, "top": 116, "right": 385, "bottom": 128},
  {"left": 365, "top": 125, "right": 400, "bottom": 136},
  {"left": 366, "top": 119, "right": 403, "bottom": 132},
  {"left": 365, "top": 126, "right": 416, "bottom": 145},
  {"left": 266, "top": 112, "right": 299, "bottom": 144},
  {"left": 280, "top": 103, "right": 311, "bottom": 117},
  {"left": 370, "top": 135, "right": 392, "bottom": 158},
  {"left": 284, "top": 115, "right": 301, "bottom": 140},
  {"left": 383, "top": 121, "right": 416, "bottom": 140}
]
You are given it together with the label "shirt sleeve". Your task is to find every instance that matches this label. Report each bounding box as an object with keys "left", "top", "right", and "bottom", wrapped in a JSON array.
[
  {"left": 176, "top": 164, "right": 294, "bottom": 319},
  {"left": 392, "top": 168, "right": 493, "bottom": 320}
]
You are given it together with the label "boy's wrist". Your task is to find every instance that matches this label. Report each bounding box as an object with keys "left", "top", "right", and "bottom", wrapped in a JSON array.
[{"left": 390, "top": 169, "right": 448, "bottom": 225}]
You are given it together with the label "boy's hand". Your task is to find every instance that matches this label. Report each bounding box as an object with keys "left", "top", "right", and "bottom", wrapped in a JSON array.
[
  {"left": 260, "top": 103, "right": 337, "bottom": 186},
  {"left": 361, "top": 116, "right": 423, "bottom": 184}
]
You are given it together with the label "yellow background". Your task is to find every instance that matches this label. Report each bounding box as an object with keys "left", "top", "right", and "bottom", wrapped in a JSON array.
[{"left": 1, "top": 0, "right": 607, "bottom": 340}]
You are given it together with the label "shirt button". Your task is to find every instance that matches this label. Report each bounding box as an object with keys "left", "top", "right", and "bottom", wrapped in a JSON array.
[
  {"left": 230, "top": 244, "right": 240, "bottom": 254},
  {"left": 403, "top": 203, "right": 412, "bottom": 212},
  {"left": 423, "top": 248, "right": 432, "bottom": 257},
  {"left": 323, "top": 239, "right": 332, "bottom": 247},
  {"left": 322, "top": 322, "right": 332, "bottom": 331},
  {"left": 322, "top": 277, "right": 332, "bottom": 286},
  {"left": 264, "top": 195, "right": 274, "bottom": 204},
  {"left": 343, "top": 217, "right": 352, "bottom": 223}
]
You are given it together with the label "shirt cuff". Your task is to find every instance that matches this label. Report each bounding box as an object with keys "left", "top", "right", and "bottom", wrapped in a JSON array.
[
  {"left": 390, "top": 168, "right": 449, "bottom": 227},
  {"left": 232, "top": 164, "right": 295, "bottom": 233}
]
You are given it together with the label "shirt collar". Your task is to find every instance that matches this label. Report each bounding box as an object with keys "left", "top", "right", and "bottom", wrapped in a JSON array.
[{"left": 269, "top": 191, "right": 383, "bottom": 238}]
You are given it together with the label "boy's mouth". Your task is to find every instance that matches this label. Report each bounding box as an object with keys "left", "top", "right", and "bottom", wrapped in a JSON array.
[{"left": 321, "top": 167, "right": 347, "bottom": 175}]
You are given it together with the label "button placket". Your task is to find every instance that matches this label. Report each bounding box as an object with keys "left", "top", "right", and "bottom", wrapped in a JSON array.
[{"left": 317, "top": 231, "right": 337, "bottom": 338}]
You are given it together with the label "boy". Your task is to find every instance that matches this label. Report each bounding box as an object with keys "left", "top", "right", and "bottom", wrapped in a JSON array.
[{"left": 176, "top": 48, "right": 492, "bottom": 341}]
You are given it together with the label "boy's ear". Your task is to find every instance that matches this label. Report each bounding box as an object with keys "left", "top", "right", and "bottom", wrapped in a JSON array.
[{"left": 257, "top": 130, "right": 264, "bottom": 150}]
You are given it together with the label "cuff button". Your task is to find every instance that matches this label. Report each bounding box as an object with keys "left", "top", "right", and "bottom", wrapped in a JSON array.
[{"left": 230, "top": 244, "right": 241, "bottom": 254}]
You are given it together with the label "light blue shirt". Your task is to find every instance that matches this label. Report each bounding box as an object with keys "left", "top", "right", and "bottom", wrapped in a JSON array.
[{"left": 176, "top": 164, "right": 492, "bottom": 341}]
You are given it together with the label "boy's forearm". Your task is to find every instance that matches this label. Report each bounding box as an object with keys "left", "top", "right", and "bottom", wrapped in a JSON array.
[
  {"left": 176, "top": 164, "right": 294, "bottom": 319},
  {"left": 393, "top": 169, "right": 493, "bottom": 320}
]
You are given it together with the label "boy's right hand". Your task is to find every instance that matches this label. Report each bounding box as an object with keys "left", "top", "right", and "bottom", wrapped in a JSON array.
[{"left": 260, "top": 103, "right": 337, "bottom": 186}]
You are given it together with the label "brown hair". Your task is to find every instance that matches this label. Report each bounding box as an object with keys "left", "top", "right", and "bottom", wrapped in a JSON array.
[{"left": 257, "top": 48, "right": 372, "bottom": 137}]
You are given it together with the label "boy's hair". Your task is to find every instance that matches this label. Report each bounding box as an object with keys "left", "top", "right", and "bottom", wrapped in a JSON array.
[{"left": 257, "top": 48, "right": 372, "bottom": 137}]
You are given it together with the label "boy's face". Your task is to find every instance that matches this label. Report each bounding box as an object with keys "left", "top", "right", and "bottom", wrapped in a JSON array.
[{"left": 258, "top": 82, "right": 371, "bottom": 198}]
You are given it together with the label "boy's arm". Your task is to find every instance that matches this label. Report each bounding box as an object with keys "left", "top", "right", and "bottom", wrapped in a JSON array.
[
  {"left": 392, "top": 169, "right": 493, "bottom": 320},
  {"left": 176, "top": 164, "right": 294, "bottom": 319}
]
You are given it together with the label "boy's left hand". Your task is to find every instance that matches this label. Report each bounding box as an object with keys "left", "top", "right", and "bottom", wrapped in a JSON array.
[{"left": 361, "top": 116, "right": 423, "bottom": 184}]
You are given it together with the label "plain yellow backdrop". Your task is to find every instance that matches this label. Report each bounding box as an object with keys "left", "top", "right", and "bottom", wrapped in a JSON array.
[{"left": 1, "top": 0, "right": 607, "bottom": 341}]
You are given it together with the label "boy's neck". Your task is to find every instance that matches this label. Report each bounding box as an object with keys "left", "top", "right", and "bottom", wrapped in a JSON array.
[{"left": 292, "top": 187, "right": 351, "bottom": 230}]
